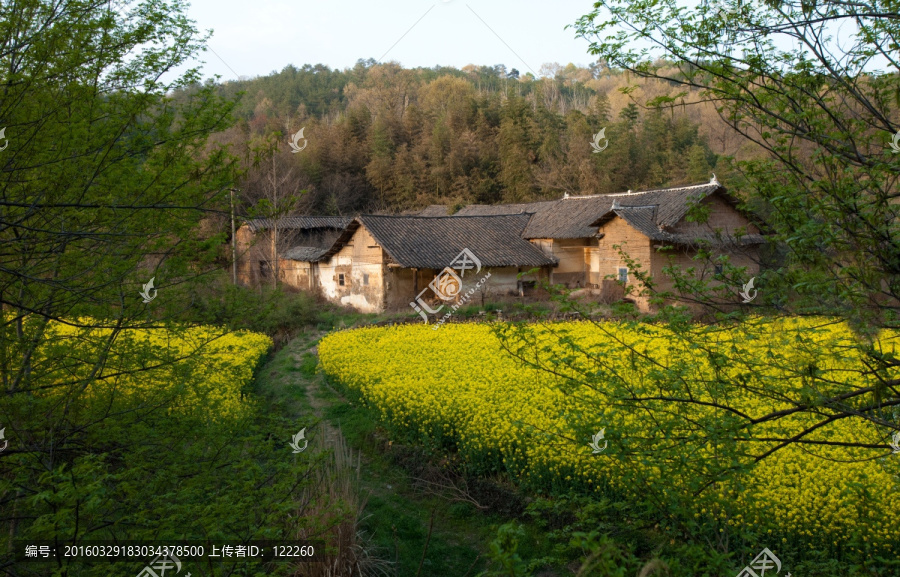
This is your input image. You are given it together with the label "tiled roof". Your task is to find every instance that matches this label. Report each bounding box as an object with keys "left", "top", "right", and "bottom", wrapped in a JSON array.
[
  {"left": 614, "top": 205, "right": 765, "bottom": 246},
  {"left": 320, "top": 214, "right": 558, "bottom": 268},
  {"left": 452, "top": 179, "right": 758, "bottom": 242},
  {"left": 454, "top": 201, "right": 553, "bottom": 217},
  {"left": 607, "top": 182, "right": 720, "bottom": 228},
  {"left": 522, "top": 196, "right": 615, "bottom": 239},
  {"left": 282, "top": 246, "right": 328, "bottom": 261},
  {"left": 453, "top": 198, "right": 608, "bottom": 238},
  {"left": 245, "top": 216, "right": 354, "bottom": 232},
  {"left": 415, "top": 205, "right": 451, "bottom": 217}
]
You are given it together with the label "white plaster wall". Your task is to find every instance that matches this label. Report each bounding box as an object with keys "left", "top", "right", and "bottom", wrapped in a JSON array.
[
  {"left": 318, "top": 261, "right": 340, "bottom": 300},
  {"left": 340, "top": 292, "right": 378, "bottom": 312}
]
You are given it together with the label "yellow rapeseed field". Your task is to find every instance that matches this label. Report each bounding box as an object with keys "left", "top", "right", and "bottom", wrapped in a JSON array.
[
  {"left": 319, "top": 318, "right": 900, "bottom": 554},
  {"left": 38, "top": 320, "right": 272, "bottom": 420}
]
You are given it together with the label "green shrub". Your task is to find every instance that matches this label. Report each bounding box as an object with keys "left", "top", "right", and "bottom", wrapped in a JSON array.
[{"left": 179, "top": 274, "right": 326, "bottom": 345}]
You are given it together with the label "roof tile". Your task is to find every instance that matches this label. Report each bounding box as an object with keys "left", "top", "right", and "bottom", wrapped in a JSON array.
[
  {"left": 246, "top": 216, "right": 353, "bottom": 232},
  {"left": 320, "top": 214, "right": 558, "bottom": 268}
]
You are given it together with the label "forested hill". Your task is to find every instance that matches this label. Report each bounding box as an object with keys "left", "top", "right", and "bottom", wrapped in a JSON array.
[{"left": 194, "top": 60, "right": 755, "bottom": 217}]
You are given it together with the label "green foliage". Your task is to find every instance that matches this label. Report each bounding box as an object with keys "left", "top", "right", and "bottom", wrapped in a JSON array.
[
  {"left": 0, "top": 3, "right": 347, "bottom": 575},
  {"left": 217, "top": 60, "right": 722, "bottom": 215},
  {"left": 479, "top": 522, "right": 531, "bottom": 577},
  {"left": 574, "top": 0, "right": 900, "bottom": 328},
  {"left": 0, "top": 1, "right": 238, "bottom": 328},
  {"left": 177, "top": 274, "right": 325, "bottom": 340},
  {"left": 2, "top": 329, "right": 321, "bottom": 576},
  {"left": 568, "top": 532, "right": 642, "bottom": 576}
]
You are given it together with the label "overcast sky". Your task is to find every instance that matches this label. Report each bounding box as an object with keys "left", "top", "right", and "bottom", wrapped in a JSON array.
[{"left": 182, "top": 0, "right": 601, "bottom": 80}]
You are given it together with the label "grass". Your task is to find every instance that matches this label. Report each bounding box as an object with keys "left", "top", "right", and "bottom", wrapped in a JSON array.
[
  {"left": 252, "top": 330, "right": 513, "bottom": 576},
  {"left": 316, "top": 371, "right": 497, "bottom": 576},
  {"left": 248, "top": 302, "right": 892, "bottom": 576},
  {"left": 247, "top": 307, "right": 719, "bottom": 576}
]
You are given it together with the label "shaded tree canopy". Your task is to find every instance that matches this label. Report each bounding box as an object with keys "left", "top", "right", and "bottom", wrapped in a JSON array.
[
  {"left": 574, "top": 0, "right": 900, "bottom": 327},
  {"left": 194, "top": 60, "right": 735, "bottom": 217}
]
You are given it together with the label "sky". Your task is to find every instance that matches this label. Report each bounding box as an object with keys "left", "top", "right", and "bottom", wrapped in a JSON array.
[{"left": 181, "top": 0, "right": 602, "bottom": 80}]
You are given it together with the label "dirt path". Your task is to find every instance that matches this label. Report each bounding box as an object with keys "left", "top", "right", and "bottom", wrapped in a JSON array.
[
  {"left": 280, "top": 329, "right": 493, "bottom": 576},
  {"left": 291, "top": 334, "right": 344, "bottom": 450}
]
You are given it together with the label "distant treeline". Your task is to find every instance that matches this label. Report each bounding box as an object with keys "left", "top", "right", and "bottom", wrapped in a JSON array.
[{"left": 190, "top": 60, "right": 728, "bottom": 216}]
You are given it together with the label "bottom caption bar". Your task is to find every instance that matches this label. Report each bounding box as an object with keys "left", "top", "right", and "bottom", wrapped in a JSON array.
[{"left": 14, "top": 541, "right": 326, "bottom": 564}]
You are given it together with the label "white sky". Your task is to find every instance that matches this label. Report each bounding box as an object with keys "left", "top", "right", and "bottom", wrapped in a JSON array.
[{"left": 182, "top": 0, "right": 601, "bottom": 80}]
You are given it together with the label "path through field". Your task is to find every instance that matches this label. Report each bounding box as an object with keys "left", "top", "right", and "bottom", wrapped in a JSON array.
[
  {"left": 266, "top": 330, "right": 494, "bottom": 576},
  {"left": 294, "top": 335, "right": 345, "bottom": 450}
]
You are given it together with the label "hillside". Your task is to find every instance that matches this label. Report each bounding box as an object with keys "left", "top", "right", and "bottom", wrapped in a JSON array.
[{"left": 188, "top": 60, "right": 759, "bottom": 218}]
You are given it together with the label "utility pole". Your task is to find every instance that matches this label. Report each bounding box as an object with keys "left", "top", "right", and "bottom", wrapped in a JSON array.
[{"left": 230, "top": 188, "right": 238, "bottom": 285}]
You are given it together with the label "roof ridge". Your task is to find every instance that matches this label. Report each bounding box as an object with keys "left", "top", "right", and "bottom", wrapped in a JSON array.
[
  {"left": 360, "top": 213, "right": 535, "bottom": 220},
  {"left": 564, "top": 178, "right": 721, "bottom": 200}
]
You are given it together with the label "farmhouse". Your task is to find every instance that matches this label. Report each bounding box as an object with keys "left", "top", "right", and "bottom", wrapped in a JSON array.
[
  {"left": 453, "top": 177, "right": 763, "bottom": 309},
  {"left": 452, "top": 195, "right": 613, "bottom": 287},
  {"left": 235, "top": 216, "right": 352, "bottom": 285},
  {"left": 240, "top": 177, "right": 763, "bottom": 312},
  {"left": 281, "top": 213, "right": 557, "bottom": 313}
]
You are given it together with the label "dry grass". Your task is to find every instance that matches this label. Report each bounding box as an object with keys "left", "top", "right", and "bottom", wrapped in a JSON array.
[{"left": 292, "top": 430, "right": 391, "bottom": 577}]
